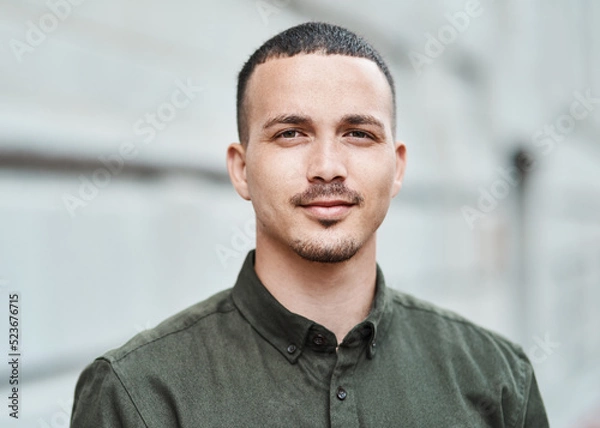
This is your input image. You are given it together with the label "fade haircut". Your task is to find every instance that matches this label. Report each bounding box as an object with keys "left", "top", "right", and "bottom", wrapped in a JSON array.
[{"left": 236, "top": 22, "right": 396, "bottom": 145}]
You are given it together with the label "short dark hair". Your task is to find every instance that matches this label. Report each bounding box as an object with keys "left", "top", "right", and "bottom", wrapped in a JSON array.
[{"left": 236, "top": 22, "right": 396, "bottom": 144}]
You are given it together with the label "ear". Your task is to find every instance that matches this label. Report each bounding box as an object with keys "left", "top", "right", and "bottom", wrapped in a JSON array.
[
  {"left": 391, "top": 141, "right": 407, "bottom": 198},
  {"left": 227, "top": 143, "right": 251, "bottom": 200}
]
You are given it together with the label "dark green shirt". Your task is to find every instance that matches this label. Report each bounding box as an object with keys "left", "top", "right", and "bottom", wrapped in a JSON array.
[{"left": 71, "top": 251, "right": 549, "bottom": 427}]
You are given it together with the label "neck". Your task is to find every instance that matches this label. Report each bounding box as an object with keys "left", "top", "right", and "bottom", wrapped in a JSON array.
[{"left": 254, "top": 235, "right": 378, "bottom": 344}]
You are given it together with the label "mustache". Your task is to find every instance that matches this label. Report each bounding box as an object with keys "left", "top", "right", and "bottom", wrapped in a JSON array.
[{"left": 290, "top": 182, "right": 365, "bottom": 206}]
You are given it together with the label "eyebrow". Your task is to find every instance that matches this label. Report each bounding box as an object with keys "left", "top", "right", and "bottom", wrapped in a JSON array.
[
  {"left": 340, "top": 114, "right": 385, "bottom": 130},
  {"left": 262, "top": 114, "right": 313, "bottom": 130},
  {"left": 261, "top": 113, "right": 386, "bottom": 132}
]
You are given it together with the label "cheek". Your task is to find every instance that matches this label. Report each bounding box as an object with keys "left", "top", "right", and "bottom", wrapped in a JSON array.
[
  {"left": 246, "top": 158, "right": 294, "bottom": 214},
  {"left": 247, "top": 150, "right": 304, "bottom": 196},
  {"left": 354, "top": 154, "right": 396, "bottom": 195}
]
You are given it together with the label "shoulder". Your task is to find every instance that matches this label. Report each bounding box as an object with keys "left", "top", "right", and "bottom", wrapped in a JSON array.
[
  {"left": 386, "top": 288, "right": 530, "bottom": 369},
  {"left": 103, "top": 288, "right": 236, "bottom": 364},
  {"left": 72, "top": 289, "right": 240, "bottom": 424},
  {"left": 383, "top": 289, "right": 547, "bottom": 425}
]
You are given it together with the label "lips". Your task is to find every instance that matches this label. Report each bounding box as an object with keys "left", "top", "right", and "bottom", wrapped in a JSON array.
[
  {"left": 300, "top": 199, "right": 355, "bottom": 219},
  {"left": 304, "top": 199, "right": 354, "bottom": 207}
]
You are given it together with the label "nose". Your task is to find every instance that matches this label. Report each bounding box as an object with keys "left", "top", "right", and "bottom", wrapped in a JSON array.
[{"left": 306, "top": 138, "right": 347, "bottom": 183}]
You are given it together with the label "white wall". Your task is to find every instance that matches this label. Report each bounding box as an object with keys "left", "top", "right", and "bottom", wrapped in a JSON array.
[{"left": 0, "top": 0, "right": 598, "bottom": 426}]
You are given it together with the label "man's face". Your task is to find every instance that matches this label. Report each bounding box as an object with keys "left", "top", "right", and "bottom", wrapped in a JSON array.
[{"left": 228, "top": 53, "right": 406, "bottom": 263}]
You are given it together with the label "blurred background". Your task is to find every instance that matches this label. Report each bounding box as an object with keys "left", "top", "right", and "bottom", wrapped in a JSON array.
[{"left": 0, "top": 0, "right": 599, "bottom": 426}]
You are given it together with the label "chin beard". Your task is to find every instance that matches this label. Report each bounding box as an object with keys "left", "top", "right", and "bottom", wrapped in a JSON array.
[{"left": 289, "top": 238, "right": 361, "bottom": 263}]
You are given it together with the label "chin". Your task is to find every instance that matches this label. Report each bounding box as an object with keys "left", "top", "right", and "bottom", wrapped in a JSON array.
[{"left": 289, "top": 236, "right": 362, "bottom": 264}]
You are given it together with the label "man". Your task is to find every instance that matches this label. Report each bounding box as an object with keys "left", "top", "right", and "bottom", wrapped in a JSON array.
[{"left": 71, "top": 22, "right": 549, "bottom": 427}]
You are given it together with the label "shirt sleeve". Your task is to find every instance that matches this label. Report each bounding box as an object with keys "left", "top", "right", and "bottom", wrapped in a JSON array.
[
  {"left": 522, "top": 370, "right": 549, "bottom": 428},
  {"left": 71, "top": 358, "right": 148, "bottom": 428}
]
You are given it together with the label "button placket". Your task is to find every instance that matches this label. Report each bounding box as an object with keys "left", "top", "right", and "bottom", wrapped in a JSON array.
[{"left": 329, "top": 345, "right": 361, "bottom": 428}]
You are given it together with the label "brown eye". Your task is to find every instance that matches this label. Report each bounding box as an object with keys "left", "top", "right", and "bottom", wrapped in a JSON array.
[
  {"left": 347, "top": 130, "right": 371, "bottom": 139},
  {"left": 279, "top": 130, "right": 299, "bottom": 138}
]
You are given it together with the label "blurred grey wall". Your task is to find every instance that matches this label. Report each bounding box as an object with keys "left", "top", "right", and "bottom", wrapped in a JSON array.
[{"left": 0, "top": 0, "right": 599, "bottom": 426}]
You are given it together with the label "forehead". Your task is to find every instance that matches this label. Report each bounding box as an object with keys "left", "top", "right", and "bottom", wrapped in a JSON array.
[{"left": 244, "top": 54, "right": 394, "bottom": 130}]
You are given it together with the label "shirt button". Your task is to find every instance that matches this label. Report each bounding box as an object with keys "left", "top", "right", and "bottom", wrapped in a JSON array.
[
  {"left": 367, "top": 341, "right": 377, "bottom": 359},
  {"left": 287, "top": 344, "right": 297, "bottom": 354},
  {"left": 336, "top": 387, "right": 348, "bottom": 401},
  {"left": 313, "top": 334, "right": 326, "bottom": 346}
]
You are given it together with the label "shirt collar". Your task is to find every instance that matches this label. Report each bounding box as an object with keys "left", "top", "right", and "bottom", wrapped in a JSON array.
[{"left": 231, "top": 250, "right": 393, "bottom": 363}]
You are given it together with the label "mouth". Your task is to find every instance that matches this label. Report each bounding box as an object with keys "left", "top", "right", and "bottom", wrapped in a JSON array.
[{"left": 299, "top": 199, "right": 356, "bottom": 220}]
